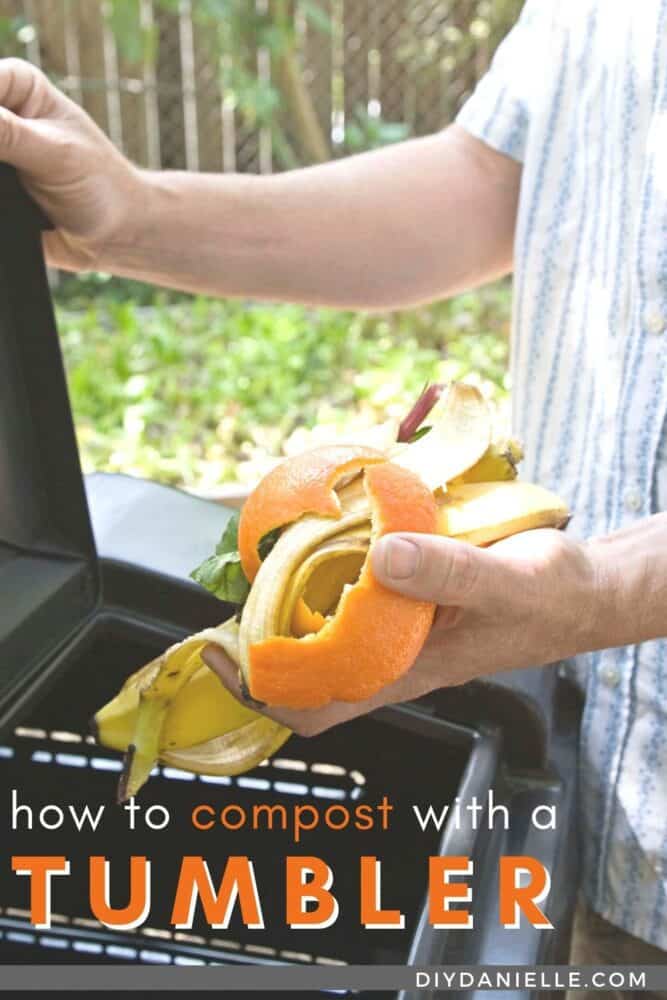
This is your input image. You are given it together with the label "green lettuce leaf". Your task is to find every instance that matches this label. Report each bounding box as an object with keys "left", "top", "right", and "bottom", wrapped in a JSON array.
[
  {"left": 190, "top": 514, "right": 281, "bottom": 606},
  {"left": 190, "top": 513, "right": 250, "bottom": 605}
]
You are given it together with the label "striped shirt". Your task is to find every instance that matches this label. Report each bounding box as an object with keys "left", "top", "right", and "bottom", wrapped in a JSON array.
[{"left": 457, "top": 0, "right": 667, "bottom": 950}]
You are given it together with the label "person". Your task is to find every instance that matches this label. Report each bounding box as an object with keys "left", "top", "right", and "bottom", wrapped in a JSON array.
[{"left": 0, "top": 0, "right": 665, "bottom": 987}]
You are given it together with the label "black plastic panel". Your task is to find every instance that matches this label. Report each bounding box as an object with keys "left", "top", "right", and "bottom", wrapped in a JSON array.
[
  {"left": 85, "top": 473, "right": 234, "bottom": 632},
  {"left": 0, "top": 165, "right": 98, "bottom": 718}
]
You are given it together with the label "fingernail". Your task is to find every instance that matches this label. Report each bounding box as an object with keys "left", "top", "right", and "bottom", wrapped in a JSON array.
[{"left": 383, "top": 537, "right": 421, "bottom": 580}]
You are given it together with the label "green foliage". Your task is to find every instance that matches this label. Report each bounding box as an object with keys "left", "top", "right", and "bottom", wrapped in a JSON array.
[
  {"left": 55, "top": 282, "right": 511, "bottom": 490},
  {"left": 54, "top": 271, "right": 190, "bottom": 309},
  {"left": 393, "top": 0, "right": 524, "bottom": 121},
  {"left": 190, "top": 512, "right": 250, "bottom": 604},
  {"left": 191, "top": 515, "right": 281, "bottom": 605},
  {"left": 100, "top": 0, "right": 524, "bottom": 166},
  {"left": 192, "top": 0, "right": 332, "bottom": 166},
  {"left": 343, "top": 105, "right": 411, "bottom": 154},
  {"left": 299, "top": 0, "right": 332, "bottom": 35},
  {"left": 154, "top": 0, "right": 332, "bottom": 167},
  {"left": 0, "top": 14, "right": 33, "bottom": 57},
  {"left": 103, "top": 0, "right": 157, "bottom": 66}
]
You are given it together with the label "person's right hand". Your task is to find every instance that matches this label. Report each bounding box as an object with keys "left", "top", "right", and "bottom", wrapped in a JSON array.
[{"left": 0, "top": 58, "right": 143, "bottom": 271}]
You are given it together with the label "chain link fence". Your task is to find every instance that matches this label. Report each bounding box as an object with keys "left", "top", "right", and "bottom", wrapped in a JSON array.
[{"left": 0, "top": 0, "right": 522, "bottom": 173}]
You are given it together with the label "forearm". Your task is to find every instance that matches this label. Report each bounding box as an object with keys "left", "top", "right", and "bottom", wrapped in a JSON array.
[
  {"left": 0, "top": 61, "right": 518, "bottom": 306},
  {"left": 587, "top": 512, "right": 667, "bottom": 648},
  {"left": 98, "top": 125, "right": 520, "bottom": 310}
]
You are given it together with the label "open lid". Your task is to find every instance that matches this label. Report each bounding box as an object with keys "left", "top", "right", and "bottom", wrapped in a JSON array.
[{"left": 0, "top": 165, "right": 98, "bottom": 728}]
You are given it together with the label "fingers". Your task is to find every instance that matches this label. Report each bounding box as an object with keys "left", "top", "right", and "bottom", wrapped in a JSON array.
[
  {"left": 201, "top": 640, "right": 242, "bottom": 686},
  {"left": 200, "top": 643, "right": 321, "bottom": 735},
  {"left": 0, "top": 59, "right": 70, "bottom": 173},
  {"left": 371, "top": 532, "right": 512, "bottom": 607},
  {"left": 201, "top": 643, "right": 379, "bottom": 738},
  {"left": 0, "top": 109, "right": 59, "bottom": 173},
  {"left": 0, "top": 59, "right": 56, "bottom": 118}
]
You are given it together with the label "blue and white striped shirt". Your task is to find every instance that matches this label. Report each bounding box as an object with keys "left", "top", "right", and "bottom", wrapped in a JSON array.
[{"left": 457, "top": 0, "right": 667, "bottom": 950}]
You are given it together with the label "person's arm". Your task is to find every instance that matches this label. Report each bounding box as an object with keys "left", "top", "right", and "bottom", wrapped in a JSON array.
[
  {"left": 0, "top": 58, "right": 520, "bottom": 310},
  {"left": 105, "top": 131, "right": 519, "bottom": 308},
  {"left": 203, "top": 514, "right": 667, "bottom": 736}
]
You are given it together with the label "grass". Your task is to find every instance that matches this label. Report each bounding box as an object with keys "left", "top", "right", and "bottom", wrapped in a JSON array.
[{"left": 55, "top": 277, "right": 512, "bottom": 491}]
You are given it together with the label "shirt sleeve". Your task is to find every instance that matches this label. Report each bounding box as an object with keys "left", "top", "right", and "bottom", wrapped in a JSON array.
[{"left": 455, "top": 0, "right": 555, "bottom": 163}]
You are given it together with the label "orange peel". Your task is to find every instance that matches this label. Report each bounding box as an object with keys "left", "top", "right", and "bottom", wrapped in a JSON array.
[
  {"left": 238, "top": 444, "right": 386, "bottom": 581},
  {"left": 245, "top": 462, "right": 437, "bottom": 709}
]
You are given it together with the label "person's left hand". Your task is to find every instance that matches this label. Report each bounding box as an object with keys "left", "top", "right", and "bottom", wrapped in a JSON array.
[{"left": 202, "top": 527, "right": 609, "bottom": 736}]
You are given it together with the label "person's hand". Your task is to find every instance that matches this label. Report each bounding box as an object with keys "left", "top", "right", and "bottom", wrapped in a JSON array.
[
  {"left": 0, "top": 58, "right": 143, "bottom": 270},
  {"left": 202, "top": 527, "right": 610, "bottom": 736}
]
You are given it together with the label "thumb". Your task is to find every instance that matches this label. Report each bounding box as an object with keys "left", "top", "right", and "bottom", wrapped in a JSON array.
[
  {"left": 0, "top": 107, "right": 57, "bottom": 173},
  {"left": 371, "top": 532, "right": 506, "bottom": 607}
]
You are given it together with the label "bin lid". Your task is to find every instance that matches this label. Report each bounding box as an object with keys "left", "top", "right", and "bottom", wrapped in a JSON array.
[{"left": 0, "top": 165, "right": 98, "bottom": 731}]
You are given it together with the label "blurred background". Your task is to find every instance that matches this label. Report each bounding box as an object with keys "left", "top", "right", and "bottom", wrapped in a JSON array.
[{"left": 0, "top": 0, "right": 519, "bottom": 496}]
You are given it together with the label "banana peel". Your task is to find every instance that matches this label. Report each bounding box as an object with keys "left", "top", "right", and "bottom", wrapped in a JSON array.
[
  {"left": 449, "top": 437, "right": 524, "bottom": 485},
  {"left": 436, "top": 481, "right": 570, "bottom": 545},
  {"left": 94, "top": 619, "right": 291, "bottom": 802},
  {"left": 93, "top": 382, "right": 570, "bottom": 801},
  {"left": 392, "top": 382, "right": 491, "bottom": 489}
]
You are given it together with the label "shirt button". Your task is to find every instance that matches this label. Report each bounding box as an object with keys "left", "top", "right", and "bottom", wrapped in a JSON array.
[
  {"left": 624, "top": 488, "right": 642, "bottom": 512},
  {"left": 644, "top": 304, "right": 666, "bottom": 335},
  {"left": 601, "top": 664, "right": 621, "bottom": 688}
]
